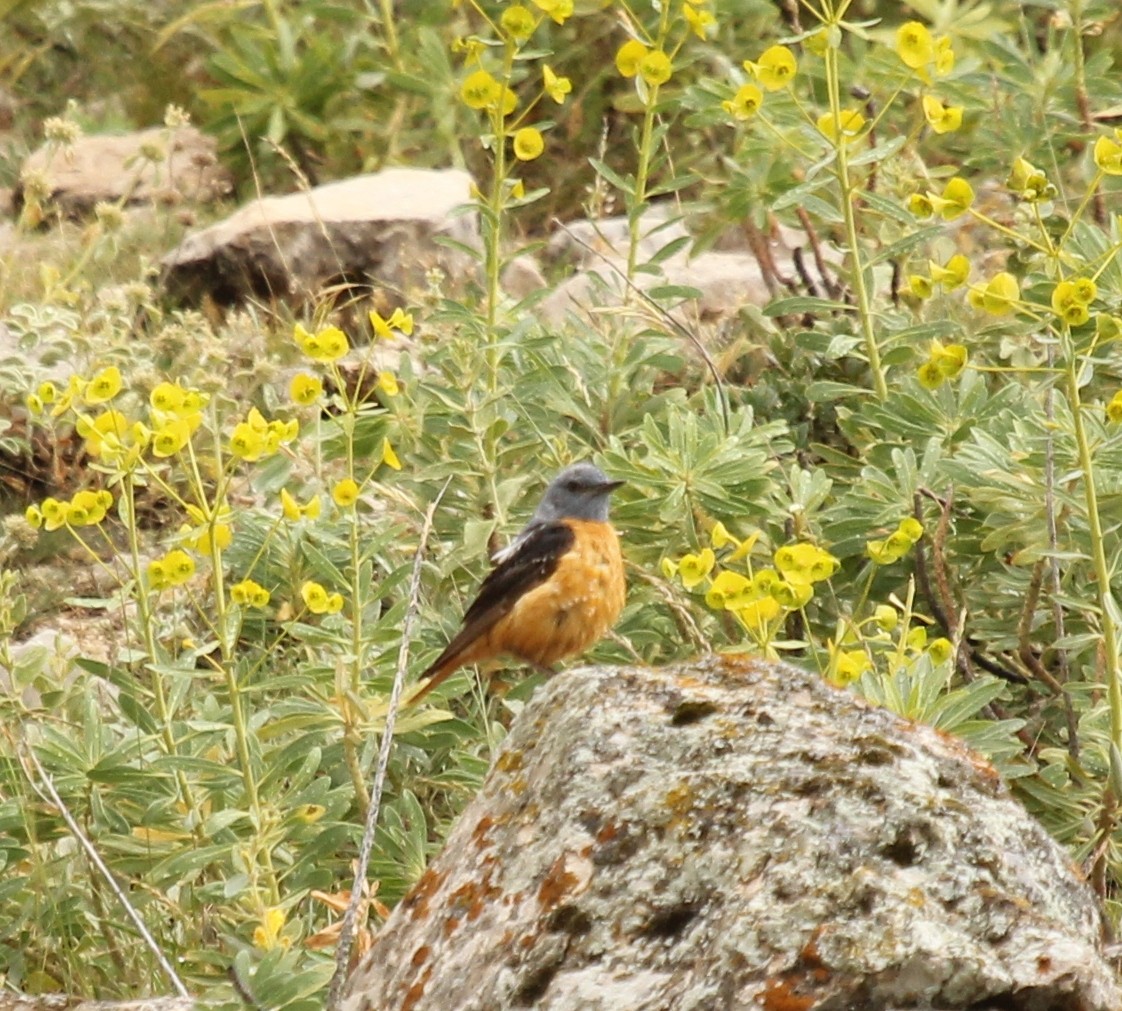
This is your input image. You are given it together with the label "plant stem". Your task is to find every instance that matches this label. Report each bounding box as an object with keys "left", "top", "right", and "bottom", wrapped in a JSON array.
[
  {"left": 823, "top": 41, "right": 887, "bottom": 401},
  {"left": 1064, "top": 339, "right": 1122, "bottom": 759}
]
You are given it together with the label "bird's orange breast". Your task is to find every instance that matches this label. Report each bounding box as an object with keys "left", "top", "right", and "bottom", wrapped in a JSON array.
[{"left": 483, "top": 519, "right": 625, "bottom": 667}]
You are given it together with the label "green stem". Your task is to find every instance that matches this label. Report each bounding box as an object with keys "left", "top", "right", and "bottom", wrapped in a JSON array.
[
  {"left": 823, "top": 42, "right": 887, "bottom": 401},
  {"left": 1064, "top": 338, "right": 1122, "bottom": 757}
]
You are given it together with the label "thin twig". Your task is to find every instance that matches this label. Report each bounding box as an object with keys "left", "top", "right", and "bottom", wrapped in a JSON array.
[
  {"left": 19, "top": 741, "right": 191, "bottom": 999},
  {"left": 325, "top": 478, "right": 451, "bottom": 1008}
]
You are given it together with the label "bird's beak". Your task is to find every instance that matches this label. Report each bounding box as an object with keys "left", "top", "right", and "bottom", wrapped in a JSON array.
[{"left": 602, "top": 478, "right": 625, "bottom": 492}]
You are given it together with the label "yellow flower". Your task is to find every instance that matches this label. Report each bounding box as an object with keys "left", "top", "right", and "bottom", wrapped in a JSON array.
[
  {"left": 150, "top": 381, "right": 185, "bottom": 415},
  {"left": 377, "top": 371, "right": 399, "bottom": 397},
  {"left": 543, "top": 65, "right": 571, "bottom": 104},
  {"left": 774, "top": 542, "right": 838, "bottom": 584},
  {"left": 873, "top": 604, "right": 898, "bottom": 632},
  {"left": 333, "top": 477, "right": 360, "bottom": 506},
  {"left": 909, "top": 274, "right": 933, "bottom": 300},
  {"left": 922, "top": 95, "right": 962, "bottom": 134},
  {"left": 709, "top": 521, "right": 738, "bottom": 550},
  {"left": 301, "top": 581, "right": 332, "bottom": 614},
  {"left": 1051, "top": 279, "right": 1096, "bottom": 327},
  {"left": 80, "top": 409, "right": 129, "bottom": 458},
  {"left": 1007, "top": 157, "right": 1055, "bottom": 202},
  {"left": 928, "top": 637, "right": 954, "bottom": 664},
  {"left": 616, "top": 39, "right": 649, "bottom": 79},
  {"left": 917, "top": 361, "right": 945, "bottom": 390},
  {"left": 934, "top": 36, "right": 955, "bottom": 76},
  {"left": 381, "top": 437, "right": 402, "bottom": 471},
  {"left": 906, "top": 626, "right": 928, "bottom": 652},
  {"left": 705, "top": 570, "right": 754, "bottom": 611},
  {"left": 84, "top": 366, "right": 122, "bottom": 405},
  {"left": 929, "top": 254, "right": 970, "bottom": 290},
  {"left": 26, "top": 393, "right": 43, "bottom": 414},
  {"left": 164, "top": 549, "right": 195, "bottom": 587},
  {"left": 500, "top": 4, "right": 535, "bottom": 40},
  {"left": 828, "top": 648, "right": 870, "bottom": 687},
  {"left": 51, "top": 375, "right": 85, "bottom": 417},
  {"left": 896, "top": 21, "right": 934, "bottom": 71},
  {"left": 737, "top": 595, "right": 781, "bottom": 632},
  {"left": 290, "top": 372, "right": 324, "bottom": 406},
  {"left": 370, "top": 307, "right": 414, "bottom": 339},
  {"left": 281, "top": 489, "right": 300, "bottom": 521},
  {"left": 231, "top": 579, "right": 271, "bottom": 608},
  {"left": 229, "top": 421, "right": 267, "bottom": 461},
  {"left": 152, "top": 418, "right": 192, "bottom": 458},
  {"left": 770, "top": 579, "right": 813, "bottom": 609},
  {"left": 968, "top": 271, "right": 1019, "bottom": 316},
  {"left": 1093, "top": 134, "right": 1122, "bottom": 175},
  {"left": 930, "top": 177, "right": 974, "bottom": 220},
  {"left": 683, "top": 3, "right": 715, "bottom": 39},
  {"left": 149, "top": 550, "right": 194, "bottom": 590},
  {"left": 37, "top": 380, "right": 57, "bottom": 405},
  {"left": 461, "top": 68, "right": 501, "bottom": 110},
  {"left": 1107, "top": 391, "right": 1122, "bottom": 424},
  {"left": 678, "top": 548, "right": 715, "bottom": 589},
  {"left": 723, "top": 83, "right": 764, "bottom": 121},
  {"left": 867, "top": 537, "right": 905, "bottom": 565},
  {"left": 898, "top": 517, "right": 924, "bottom": 543},
  {"left": 25, "top": 504, "right": 43, "bottom": 529},
  {"left": 930, "top": 340, "right": 968, "bottom": 378},
  {"left": 749, "top": 45, "right": 797, "bottom": 91},
  {"left": 532, "top": 0, "right": 572, "bottom": 25},
  {"left": 253, "top": 907, "right": 287, "bottom": 951},
  {"left": 67, "top": 489, "right": 110, "bottom": 526},
  {"left": 638, "top": 50, "right": 672, "bottom": 87},
  {"left": 513, "top": 126, "right": 545, "bottom": 161},
  {"left": 41, "top": 497, "right": 69, "bottom": 531},
  {"left": 315, "top": 326, "right": 349, "bottom": 361},
  {"left": 817, "top": 108, "right": 866, "bottom": 143},
  {"left": 907, "top": 192, "right": 935, "bottom": 218},
  {"left": 326, "top": 592, "right": 344, "bottom": 614}
]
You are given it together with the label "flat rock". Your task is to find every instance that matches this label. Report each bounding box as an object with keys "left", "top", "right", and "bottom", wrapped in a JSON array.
[
  {"left": 17, "top": 126, "right": 231, "bottom": 216},
  {"left": 342, "top": 656, "right": 1121, "bottom": 1011},
  {"left": 161, "top": 168, "right": 478, "bottom": 306}
]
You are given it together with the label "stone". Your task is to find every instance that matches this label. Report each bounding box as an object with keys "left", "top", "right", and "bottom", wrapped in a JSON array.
[
  {"left": 161, "top": 168, "right": 479, "bottom": 307},
  {"left": 17, "top": 126, "right": 231, "bottom": 217},
  {"left": 342, "top": 656, "right": 1121, "bottom": 1011}
]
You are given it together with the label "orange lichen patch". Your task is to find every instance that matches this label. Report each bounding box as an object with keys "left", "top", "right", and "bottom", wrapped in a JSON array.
[
  {"left": 665, "top": 783, "right": 693, "bottom": 816},
  {"left": 760, "top": 975, "right": 816, "bottom": 1011},
  {"left": 472, "top": 815, "right": 496, "bottom": 847},
  {"left": 538, "top": 856, "right": 580, "bottom": 911},
  {"left": 443, "top": 914, "right": 461, "bottom": 937},
  {"left": 796, "top": 933, "right": 831, "bottom": 984},
  {"left": 410, "top": 944, "right": 430, "bottom": 967},
  {"left": 496, "top": 749, "right": 524, "bottom": 773},
  {"left": 537, "top": 851, "right": 593, "bottom": 911},
  {"left": 1037, "top": 954, "right": 1053, "bottom": 974},
  {"left": 596, "top": 821, "right": 619, "bottom": 843},
  {"left": 403, "top": 867, "right": 447, "bottom": 920},
  {"left": 402, "top": 964, "right": 433, "bottom": 1011}
]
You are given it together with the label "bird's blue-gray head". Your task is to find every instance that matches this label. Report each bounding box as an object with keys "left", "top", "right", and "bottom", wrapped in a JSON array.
[{"left": 531, "top": 463, "right": 624, "bottom": 524}]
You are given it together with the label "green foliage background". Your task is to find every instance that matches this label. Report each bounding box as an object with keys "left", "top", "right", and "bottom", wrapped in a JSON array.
[{"left": 2, "top": 0, "right": 1122, "bottom": 1005}]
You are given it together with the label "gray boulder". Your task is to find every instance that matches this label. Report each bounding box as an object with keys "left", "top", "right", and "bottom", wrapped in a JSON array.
[
  {"left": 161, "top": 168, "right": 478, "bottom": 306},
  {"left": 342, "top": 656, "right": 1120, "bottom": 1010}
]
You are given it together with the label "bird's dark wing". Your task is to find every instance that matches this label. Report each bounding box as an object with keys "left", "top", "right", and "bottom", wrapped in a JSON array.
[
  {"left": 459, "top": 519, "right": 575, "bottom": 635},
  {"left": 415, "top": 520, "right": 576, "bottom": 692}
]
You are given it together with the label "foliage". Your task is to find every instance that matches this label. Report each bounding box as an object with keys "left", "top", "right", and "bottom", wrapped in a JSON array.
[{"left": 3, "top": 0, "right": 1122, "bottom": 1004}]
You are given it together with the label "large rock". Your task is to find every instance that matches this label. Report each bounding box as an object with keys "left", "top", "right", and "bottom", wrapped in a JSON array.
[
  {"left": 17, "top": 126, "right": 231, "bottom": 217},
  {"left": 161, "top": 168, "right": 478, "bottom": 306},
  {"left": 342, "top": 657, "right": 1120, "bottom": 1010}
]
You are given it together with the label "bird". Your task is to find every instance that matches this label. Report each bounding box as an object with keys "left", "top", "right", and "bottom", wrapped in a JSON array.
[{"left": 409, "top": 462, "right": 626, "bottom": 704}]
